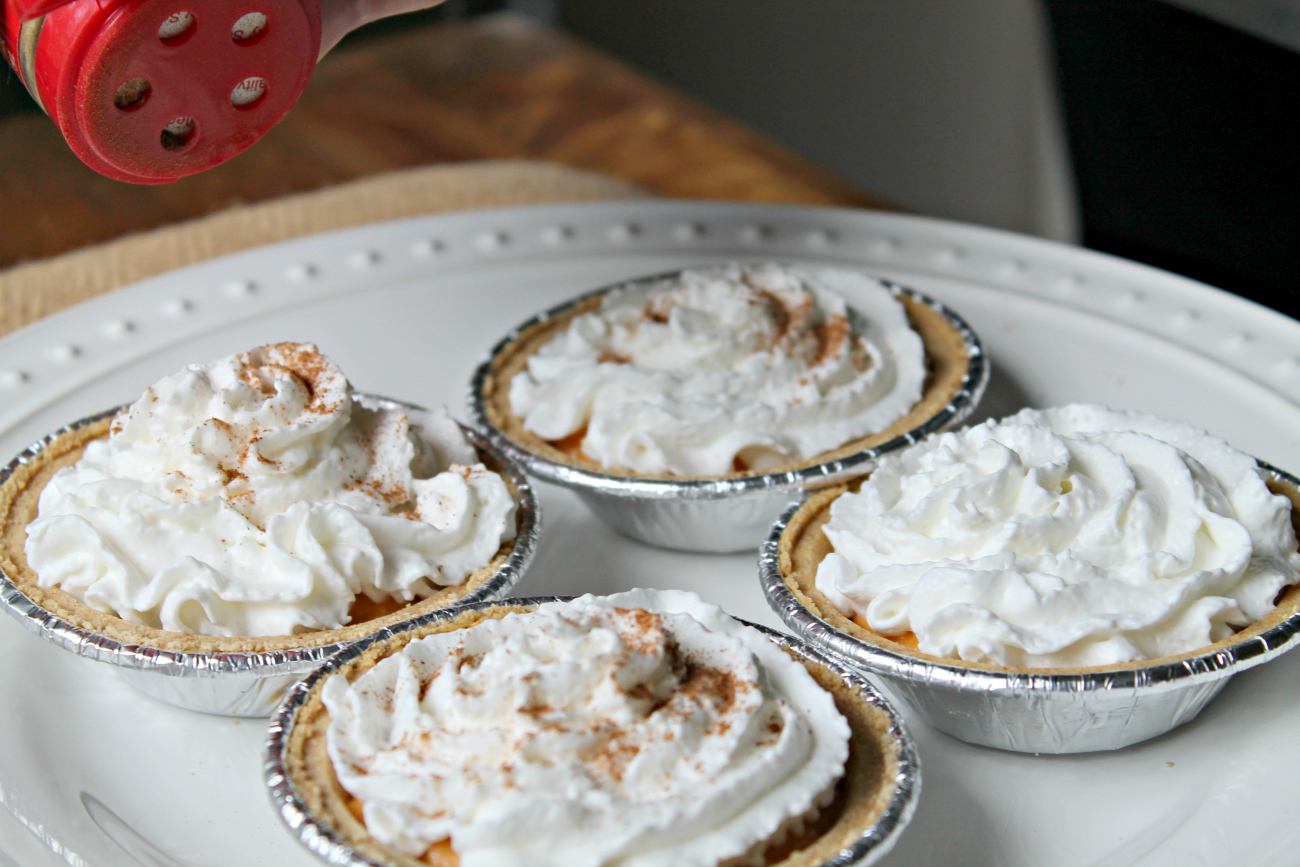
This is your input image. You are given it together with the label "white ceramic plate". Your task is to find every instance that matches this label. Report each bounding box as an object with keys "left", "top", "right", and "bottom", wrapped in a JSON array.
[{"left": 2, "top": 201, "right": 1299, "bottom": 867}]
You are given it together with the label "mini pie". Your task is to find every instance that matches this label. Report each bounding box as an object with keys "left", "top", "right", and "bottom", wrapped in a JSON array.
[
  {"left": 0, "top": 413, "right": 525, "bottom": 655},
  {"left": 777, "top": 472, "right": 1300, "bottom": 676},
  {"left": 279, "top": 602, "right": 910, "bottom": 867},
  {"left": 479, "top": 270, "right": 974, "bottom": 481}
]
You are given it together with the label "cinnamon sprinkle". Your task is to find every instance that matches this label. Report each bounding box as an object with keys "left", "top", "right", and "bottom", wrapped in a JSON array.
[
  {"left": 677, "top": 662, "right": 740, "bottom": 715},
  {"left": 642, "top": 298, "right": 672, "bottom": 324},
  {"left": 811, "top": 314, "right": 850, "bottom": 366},
  {"left": 239, "top": 343, "right": 344, "bottom": 416},
  {"left": 611, "top": 607, "right": 664, "bottom": 656},
  {"left": 754, "top": 288, "right": 795, "bottom": 346}
]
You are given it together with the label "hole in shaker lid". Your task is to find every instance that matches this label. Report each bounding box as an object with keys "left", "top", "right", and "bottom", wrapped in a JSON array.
[
  {"left": 231, "top": 76, "right": 267, "bottom": 108},
  {"left": 158, "top": 11, "right": 195, "bottom": 44},
  {"left": 231, "top": 12, "right": 267, "bottom": 43},
  {"left": 114, "top": 78, "right": 151, "bottom": 111},
  {"left": 160, "top": 117, "right": 196, "bottom": 151}
]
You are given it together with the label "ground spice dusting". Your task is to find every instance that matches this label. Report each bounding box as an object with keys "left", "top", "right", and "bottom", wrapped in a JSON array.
[
  {"left": 591, "top": 741, "right": 643, "bottom": 783},
  {"left": 238, "top": 343, "right": 343, "bottom": 416},
  {"left": 641, "top": 298, "right": 671, "bottom": 324},
  {"left": 245, "top": 434, "right": 275, "bottom": 466},
  {"left": 275, "top": 344, "right": 326, "bottom": 406},
  {"left": 624, "top": 683, "right": 657, "bottom": 704},
  {"left": 350, "top": 476, "right": 410, "bottom": 505},
  {"left": 219, "top": 465, "right": 247, "bottom": 485},
  {"left": 755, "top": 287, "right": 795, "bottom": 345},
  {"left": 213, "top": 343, "right": 390, "bottom": 524},
  {"left": 521, "top": 701, "right": 554, "bottom": 719},
  {"left": 677, "top": 662, "right": 740, "bottom": 715},
  {"left": 237, "top": 363, "right": 275, "bottom": 396},
  {"left": 586, "top": 657, "right": 746, "bottom": 782},
  {"left": 612, "top": 608, "right": 664, "bottom": 656},
  {"left": 811, "top": 314, "right": 850, "bottom": 367},
  {"left": 372, "top": 683, "right": 397, "bottom": 713},
  {"left": 850, "top": 338, "right": 873, "bottom": 373}
]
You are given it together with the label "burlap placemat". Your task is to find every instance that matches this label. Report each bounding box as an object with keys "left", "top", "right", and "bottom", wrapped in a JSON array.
[{"left": 0, "top": 160, "right": 643, "bottom": 338}]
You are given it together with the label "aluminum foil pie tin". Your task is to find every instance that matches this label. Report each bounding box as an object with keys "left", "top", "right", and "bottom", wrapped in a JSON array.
[
  {"left": 760, "top": 464, "right": 1300, "bottom": 754},
  {"left": 0, "top": 397, "right": 541, "bottom": 718},
  {"left": 467, "top": 267, "right": 989, "bottom": 554},
  {"left": 264, "top": 596, "right": 922, "bottom": 867}
]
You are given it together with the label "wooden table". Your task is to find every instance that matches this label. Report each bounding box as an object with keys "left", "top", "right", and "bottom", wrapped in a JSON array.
[{"left": 0, "top": 13, "right": 885, "bottom": 271}]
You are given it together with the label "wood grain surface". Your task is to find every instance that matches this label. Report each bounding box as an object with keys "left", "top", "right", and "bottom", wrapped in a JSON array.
[{"left": 0, "top": 13, "right": 886, "bottom": 270}]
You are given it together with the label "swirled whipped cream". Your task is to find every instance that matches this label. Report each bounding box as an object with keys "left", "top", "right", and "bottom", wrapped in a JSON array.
[
  {"left": 816, "top": 405, "right": 1300, "bottom": 668},
  {"left": 509, "top": 264, "right": 927, "bottom": 476},
  {"left": 25, "top": 343, "right": 516, "bottom": 637},
  {"left": 322, "top": 589, "right": 849, "bottom": 867}
]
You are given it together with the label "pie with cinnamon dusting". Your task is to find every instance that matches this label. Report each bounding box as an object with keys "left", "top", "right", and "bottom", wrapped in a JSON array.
[
  {"left": 0, "top": 413, "right": 525, "bottom": 655},
  {"left": 480, "top": 271, "right": 974, "bottom": 480},
  {"left": 280, "top": 603, "right": 909, "bottom": 867}
]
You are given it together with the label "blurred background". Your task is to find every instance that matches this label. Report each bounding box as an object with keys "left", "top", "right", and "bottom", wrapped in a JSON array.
[{"left": 2, "top": 0, "right": 1296, "bottom": 316}]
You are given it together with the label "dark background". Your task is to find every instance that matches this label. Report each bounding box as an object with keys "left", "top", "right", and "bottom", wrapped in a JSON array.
[{"left": 1042, "top": 0, "right": 1300, "bottom": 320}]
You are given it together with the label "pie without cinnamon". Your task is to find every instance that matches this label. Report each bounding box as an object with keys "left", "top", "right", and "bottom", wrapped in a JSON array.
[
  {"left": 0, "top": 416, "right": 524, "bottom": 654},
  {"left": 777, "top": 477, "right": 1300, "bottom": 676},
  {"left": 280, "top": 604, "right": 908, "bottom": 867}
]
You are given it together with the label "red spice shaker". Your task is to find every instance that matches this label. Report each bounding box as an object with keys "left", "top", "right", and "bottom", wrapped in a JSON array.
[{"left": 0, "top": 0, "right": 441, "bottom": 183}]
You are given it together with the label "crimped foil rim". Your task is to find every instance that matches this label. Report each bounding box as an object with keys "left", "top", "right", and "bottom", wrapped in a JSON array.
[
  {"left": 465, "top": 264, "right": 989, "bottom": 501},
  {"left": 760, "top": 462, "right": 1300, "bottom": 696},
  {"left": 263, "top": 596, "right": 922, "bottom": 867},
  {"left": 0, "top": 395, "right": 541, "bottom": 679}
]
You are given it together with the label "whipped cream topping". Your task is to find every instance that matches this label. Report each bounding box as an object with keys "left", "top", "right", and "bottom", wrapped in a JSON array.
[
  {"left": 25, "top": 344, "right": 516, "bottom": 637},
  {"left": 816, "top": 405, "right": 1300, "bottom": 668},
  {"left": 322, "top": 589, "right": 849, "bottom": 867},
  {"left": 508, "top": 264, "right": 927, "bottom": 476}
]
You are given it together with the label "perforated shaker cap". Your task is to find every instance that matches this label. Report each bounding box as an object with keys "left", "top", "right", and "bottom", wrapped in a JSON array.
[{"left": 28, "top": 0, "right": 320, "bottom": 183}]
